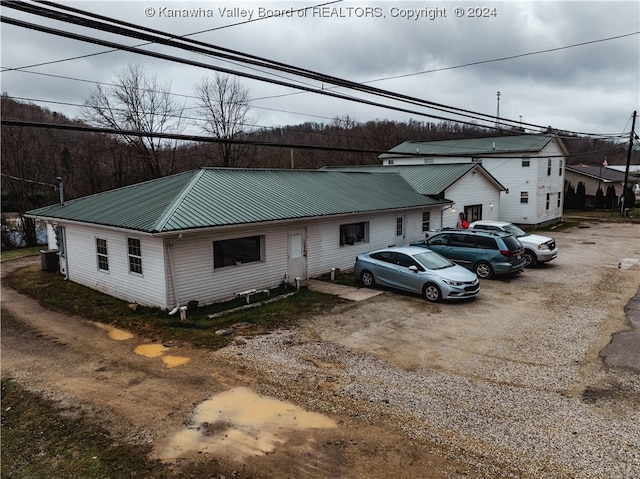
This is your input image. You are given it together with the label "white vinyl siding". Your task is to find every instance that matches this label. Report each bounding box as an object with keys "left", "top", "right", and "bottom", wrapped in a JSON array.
[
  {"left": 165, "top": 208, "right": 436, "bottom": 306},
  {"left": 443, "top": 169, "right": 501, "bottom": 227},
  {"left": 63, "top": 224, "right": 167, "bottom": 308}
]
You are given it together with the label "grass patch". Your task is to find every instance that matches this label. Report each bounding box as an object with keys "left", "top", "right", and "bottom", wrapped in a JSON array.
[
  {"left": 315, "top": 268, "right": 361, "bottom": 288},
  {"left": 1, "top": 378, "right": 155, "bottom": 479},
  {"left": 1, "top": 246, "right": 42, "bottom": 262},
  {"left": 5, "top": 265, "right": 345, "bottom": 349}
]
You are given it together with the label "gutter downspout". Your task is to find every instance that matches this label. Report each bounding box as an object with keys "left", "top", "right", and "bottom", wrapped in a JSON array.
[{"left": 166, "top": 234, "right": 183, "bottom": 314}]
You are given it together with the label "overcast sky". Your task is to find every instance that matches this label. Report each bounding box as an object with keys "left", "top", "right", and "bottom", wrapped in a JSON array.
[{"left": 1, "top": 0, "right": 639, "bottom": 139}]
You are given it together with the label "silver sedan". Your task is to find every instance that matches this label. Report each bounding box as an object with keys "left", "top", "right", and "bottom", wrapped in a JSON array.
[{"left": 354, "top": 246, "right": 480, "bottom": 302}]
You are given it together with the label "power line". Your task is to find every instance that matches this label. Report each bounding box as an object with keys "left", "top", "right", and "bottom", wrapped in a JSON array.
[
  {"left": 0, "top": 172, "right": 57, "bottom": 187},
  {"left": 367, "top": 32, "right": 640, "bottom": 82},
  {"left": 2, "top": 1, "right": 636, "bottom": 139},
  {"left": 1, "top": 13, "right": 515, "bottom": 133},
  {"left": 3, "top": 119, "right": 629, "bottom": 161},
  {"left": 1, "top": 1, "right": 548, "bottom": 133}
]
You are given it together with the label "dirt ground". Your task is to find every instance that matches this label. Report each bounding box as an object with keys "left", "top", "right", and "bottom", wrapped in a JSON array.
[{"left": 2, "top": 221, "right": 640, "bottom": 478}]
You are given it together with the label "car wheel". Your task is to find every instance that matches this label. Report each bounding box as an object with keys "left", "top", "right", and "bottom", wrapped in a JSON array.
[
  {"left": 360, "top": 270, "right": 375, "bottom": 287},
  {"left": 523, "top": 250, "right": 537, "bottom": 268},
  {"left": 474, "top": 261, "right": 493, "bottom": 279},
  {"left": 423, "top": 283, "right": 442, "bottom": 302}
]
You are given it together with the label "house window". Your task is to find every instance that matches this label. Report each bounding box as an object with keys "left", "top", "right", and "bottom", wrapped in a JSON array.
[
  {"left": 465, "top": 205, "right": 483, "bottom": 223},
  {"left": 127, "top": 238, "right": 143, "bottom": 274},
  {"left": 522, "top": 157, "right": 530, "bottom": 167},
  {"left": 559, "top": 159, "right": 563, "bottom": 176},
  {"left": 388, "top": 159, "right": 394, "bottom": 165},
  {"left": 422, "top": 211, "right": 431, "bottom": 232},
  {"left": 547, "top": 158, "right": 552, "bottom": 176},
  {"left": 557, "top": 192, "right": 562, "bottom": 207},
  {"left": 546, "top": 193, "right": 550, "bottom": 210},
  {"left": 520, "top": 192, "right": 529, "bottom": 204},
  {"left": 340, "top": 222, "right": 368, "bottom": 246},
  {"left": 96, "top": 238, "right": 109, "bottom": 271},
  {"left": 213, "top": 235, "right": 262, "bottom": 268},
  {"left": 396, "top": 217, "right": 403, "bottom": 236}
]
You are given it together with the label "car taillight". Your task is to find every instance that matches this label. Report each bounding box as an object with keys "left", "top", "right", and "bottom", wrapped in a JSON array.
[{"left": 500, "top": 250, "right": 516, "bottom": 257}]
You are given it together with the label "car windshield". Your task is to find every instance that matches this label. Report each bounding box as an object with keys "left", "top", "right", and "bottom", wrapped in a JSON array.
[
  {"left": 413, "top": 251, "right": 454, "bottom": 270},
  {"left": 502, "top": 223, "right": 528, "bottom": 237}
]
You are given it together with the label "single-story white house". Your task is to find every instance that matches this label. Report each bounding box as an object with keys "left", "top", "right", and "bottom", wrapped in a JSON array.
[
  {"left": 380, "top": 134, "right": 569, "bottom": 227},
  {"left": 323, "top": 163, "right": 507, "bottom": 228},
  {"left": 564, "top": 164, "right": 640, "bottom": 207},
  {"left": 27, "top": 168, "right": 449, "bottom": 309}
]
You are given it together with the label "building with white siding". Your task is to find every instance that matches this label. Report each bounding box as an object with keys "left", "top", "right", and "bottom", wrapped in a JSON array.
[
  {"left": 27, "top": 168, "right": 449, "bottom": 309},
  {"left": 379, "top": 134, "right": 569, "bottom": 227},
  {"left": 323, "top": 163, "right": 506, "bottom": 228}
]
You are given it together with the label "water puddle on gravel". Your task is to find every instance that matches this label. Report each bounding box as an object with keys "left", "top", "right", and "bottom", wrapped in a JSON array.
[
  {"left": 162, "top": 356, "right": 190, "bottom": 368},
  {"left": 158, "top": 387, "right": 337, "bottom": 461},
  {"left": 134, "top": 344, "right": 191, "bottom": 368},
  {"left": 135, "top": 344, "right": 170, "bottom": 357},
  {"left": 95, "top": 322, "right": 134, "bottom": 341}
]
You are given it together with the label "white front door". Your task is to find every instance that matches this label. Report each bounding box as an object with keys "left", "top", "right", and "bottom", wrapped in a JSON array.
[
  {"left": 288, "top": 229, "right": 307, "bottom": 280},
  {"left": 395, "top": 215, "right": 405, "bottom": 246}
]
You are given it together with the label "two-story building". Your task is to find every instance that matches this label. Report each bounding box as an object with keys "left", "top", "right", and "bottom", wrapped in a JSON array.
[{"left": 380, "top": 134, "right": 568, "bottom": 227}]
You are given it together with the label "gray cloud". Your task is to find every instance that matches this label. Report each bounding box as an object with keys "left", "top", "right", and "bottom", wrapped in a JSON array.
[{"left": 1, "top": 1, "right": 638, "bottom": 134}]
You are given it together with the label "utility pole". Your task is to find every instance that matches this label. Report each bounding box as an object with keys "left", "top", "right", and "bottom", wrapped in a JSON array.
[
  {"left": 622, "top": 110, "right": 637, "bottom": 216},
  {"left": 496, "top": 91, "right": 501, "bottom": 128}
]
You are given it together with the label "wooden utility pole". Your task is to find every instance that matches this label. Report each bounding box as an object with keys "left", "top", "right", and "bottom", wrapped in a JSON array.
[{"left": 622, "top": 110, "right": 637, "bottom": 215}]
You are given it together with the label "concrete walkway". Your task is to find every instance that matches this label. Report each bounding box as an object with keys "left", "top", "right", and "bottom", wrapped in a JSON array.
[{"left": 303, "top": 279, "right": 383, "bottom": 302}]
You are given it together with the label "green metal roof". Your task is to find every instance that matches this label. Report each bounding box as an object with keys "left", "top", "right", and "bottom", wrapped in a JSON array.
[
  {"left": 382, "top": 134, "right": 560, "bottom": 158},
  {"left": 28, "top": 168, "right": 444, "bottom": 233},
  {"left": 323, "top": 163, "right": 505, "bottom": 195}
]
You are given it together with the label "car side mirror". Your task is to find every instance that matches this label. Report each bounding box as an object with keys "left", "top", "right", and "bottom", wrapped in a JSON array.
[{"left": 408, "top": 265, "right": 419, "bottom": 272}]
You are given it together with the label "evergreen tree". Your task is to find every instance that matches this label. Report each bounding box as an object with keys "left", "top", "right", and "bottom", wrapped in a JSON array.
[
  {"left": 564, "top": 182, "right": 576, "bottom": 210},
  {"left": 605, "top": 185, "right": 617, "bottom": 210},
  {"left": 576, "top": 182, "right": 586, "bottom": 210},
  {"left": 594, "top": 187, "right": 604, "bottom": 209}
]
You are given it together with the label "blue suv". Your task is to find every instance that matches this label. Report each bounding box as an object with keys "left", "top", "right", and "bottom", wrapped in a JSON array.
[{"left": 411, "top": 230, "right": 526, "bottom": 279}]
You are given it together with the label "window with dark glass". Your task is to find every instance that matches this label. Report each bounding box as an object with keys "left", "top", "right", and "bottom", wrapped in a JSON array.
[
  {"left": 520, "top": 192, "right": 529, "bottom": 204},
  {"left": 340, "top": 222, "right": 367, "bottom": 246},
  {"left": 96, "top": 238, "right": 108, "bottom": 271},
  {"left": 213, "top": 236, "right": 262, "bottom": 268},
  {"left": 127, "top": 238, "right": 143, "bottom": 274},
  {"left": 396, "top": 217, "right": 403, "bottom": 236},
  {"left": 422, "top": 211, "right": 430, "bottom": 232}
]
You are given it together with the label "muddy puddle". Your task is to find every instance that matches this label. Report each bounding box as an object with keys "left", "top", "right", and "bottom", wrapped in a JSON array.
[
  {"left": 95, "top": 324, "right": 191, "bottom": 369},
  {"left": 95, "top": 322, "right": 134, "bottom": 341},
  {"left": 158, "top": 387, "right": 337, "bottom": 461},
  {"left": 135, "top": 343, "right": 191, "bottom": 368}
]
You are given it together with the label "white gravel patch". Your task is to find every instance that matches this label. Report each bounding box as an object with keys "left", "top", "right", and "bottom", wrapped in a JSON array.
[{"left": 215, "top": 330, "right": 640, "bottom": 478}]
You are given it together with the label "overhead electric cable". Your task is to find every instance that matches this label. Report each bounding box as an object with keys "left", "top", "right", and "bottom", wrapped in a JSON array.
[
  {"left": 2, "top": 1, "right": 548, "bottom": 133},
  {"left": 2, "top": 1, "right": 635, "bottom": 139},
  {"left": 3, "top": 119, "right": 623, "bottom": 161},
  {"left": 1, "top": 14, "right": 514, "bottom": 132}
]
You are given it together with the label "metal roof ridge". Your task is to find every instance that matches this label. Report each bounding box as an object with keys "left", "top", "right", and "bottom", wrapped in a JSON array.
[{"left": 151, "top": 169, "right": 205, "bottom": 232}]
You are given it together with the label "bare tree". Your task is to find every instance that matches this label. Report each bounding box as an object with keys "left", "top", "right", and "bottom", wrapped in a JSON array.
[
  {"left": 194, "top": 74, "right": 252, "bottom": 167},
  {"left": 82, "top": 64, "right": 185, "bottom": 179}
]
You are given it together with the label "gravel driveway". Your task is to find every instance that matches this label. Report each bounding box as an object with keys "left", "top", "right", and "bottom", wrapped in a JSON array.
[
  {"left": 216, "top": 221, "right": 640, "bottom": 477},
  {"left": 3, "top": 221, "right": 639, "bottom": 478}
]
